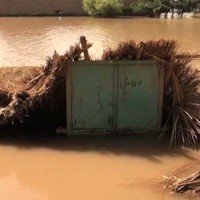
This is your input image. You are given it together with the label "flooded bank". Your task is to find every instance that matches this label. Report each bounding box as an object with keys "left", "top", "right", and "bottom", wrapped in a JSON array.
[{"left": 0, "top": 134, "right": 199, "bottom": 200}]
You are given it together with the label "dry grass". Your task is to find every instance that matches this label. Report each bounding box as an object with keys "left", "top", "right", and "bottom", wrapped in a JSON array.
[
  {"left": 163, "top": 171, "right": 200, "bottom": 199},
  {"left": 102, "top": 39, "right": 176, "bottom": 61},
  {"left": 162, "top": 158, "right": 200, "bottom": 198},
  {"left": 0, "top": 67, "right": 41, "bottom": 92}
]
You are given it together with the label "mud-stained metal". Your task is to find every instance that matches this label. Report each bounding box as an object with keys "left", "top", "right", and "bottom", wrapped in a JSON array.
[{"left": 66, "top": 61, "right": 164, "bottom": 135}]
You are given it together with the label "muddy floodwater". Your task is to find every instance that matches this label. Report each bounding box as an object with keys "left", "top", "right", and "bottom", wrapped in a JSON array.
[
  {"left": 0, "top": 17, "right": 200, "bottom": 200},
  {"left": 0, "top": 17, "right": 200, "bottom": 66},
  {"left": 0, "top": 134, "right": 199, "bottom": 200}
]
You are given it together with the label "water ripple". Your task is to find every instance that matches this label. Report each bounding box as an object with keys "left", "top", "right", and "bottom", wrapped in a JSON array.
[{"left": 0, "top": 17, "right": 199, "bottom": 66}]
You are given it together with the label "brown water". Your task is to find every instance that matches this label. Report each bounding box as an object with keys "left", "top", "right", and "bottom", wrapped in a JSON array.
[
  {"left": 0, "top": 134, "right": 199, "bottom": 200},
  {"left": 0, "top": 17, "right": 200, "bottom": 200},
  {"left": 0, "top": 17, "right": 200, "bottom": 66}
]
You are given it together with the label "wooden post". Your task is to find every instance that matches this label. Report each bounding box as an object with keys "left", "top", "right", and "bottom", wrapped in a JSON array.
[{"left": 80, "top": 36, "right": 90, "bottom": 61}]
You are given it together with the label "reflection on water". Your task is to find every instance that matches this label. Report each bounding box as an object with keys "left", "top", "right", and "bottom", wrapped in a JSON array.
[{"left": 0, "top": 17, "right": 200, "bottom": 66}]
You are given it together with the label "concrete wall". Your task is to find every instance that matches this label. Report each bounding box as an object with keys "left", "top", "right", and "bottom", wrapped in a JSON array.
[
  {"left": 0, "top": 0, "right": 133, "bottom": 16},
  {"left": 0, "top": 0, "right": 84, "bottom": 16}
]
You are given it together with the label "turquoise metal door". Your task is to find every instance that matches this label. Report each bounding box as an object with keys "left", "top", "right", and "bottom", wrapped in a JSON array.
[
  {"left": 117, "top": 61, "right": 163, "bottom": 131},
  {"left": 71, "top": 62, "right": 116, "bottom": 132},
  {"left": 67, "top": 61, "right": 163, "bottom": 134}
]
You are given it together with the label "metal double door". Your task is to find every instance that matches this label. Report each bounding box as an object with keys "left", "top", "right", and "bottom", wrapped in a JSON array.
[{"left": 67, "top": 61, "right": 163, "bottom": 134}]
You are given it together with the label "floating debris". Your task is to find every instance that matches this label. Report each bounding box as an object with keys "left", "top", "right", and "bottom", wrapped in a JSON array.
[{"left": 163, "top": 171, "right": 200, "bottom": 198}]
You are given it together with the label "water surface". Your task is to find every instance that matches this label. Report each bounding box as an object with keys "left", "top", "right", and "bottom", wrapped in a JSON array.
[
  {"left": 0, "top": 134, "right": 199, "bottom": 200},
  {"left": 0, "top": 17, "right": 200, "bottom": 66}
]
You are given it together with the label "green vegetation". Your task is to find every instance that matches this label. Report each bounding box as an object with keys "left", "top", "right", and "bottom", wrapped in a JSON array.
[
  {"left": 83, "top": 0, "right": 123, "bottom": 17},
  {"left": 131, "top": 0, "right": 200, "bottom": 18},
  {"left": 130, "top": 0, "right": 154, "bottom": 17},
  {"left": 175, "top": 0, "right": 200, "bottom": 17},
  {"left": 131, "top": 0, "right": 164, "bottom": 17},
  {"left": 131, "top": 0, "right": 171, "bottom": 17},
  {"left": 83, "top": 0, "right": 200, "bottom": 18}
]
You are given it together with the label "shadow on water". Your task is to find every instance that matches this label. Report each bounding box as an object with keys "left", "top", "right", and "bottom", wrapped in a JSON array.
[{"left": 0, "top": 126, "right": 196, "bottom": 163}]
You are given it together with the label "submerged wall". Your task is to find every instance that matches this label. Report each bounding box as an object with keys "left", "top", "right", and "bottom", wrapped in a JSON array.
[{"left": 0, "top": 0, "right": 133, "bottom": 16}]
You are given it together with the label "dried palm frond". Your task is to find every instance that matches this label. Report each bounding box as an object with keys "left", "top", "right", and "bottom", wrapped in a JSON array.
[
  {"left": 0, "top": 90, "right": 12, "bottom": 107},
  {"left": 162, "top": 56, "right": 200, "bottom": 147},
  {"left": 0, "top": 41, "right": 92, "bottom": 126},
  {"left": 0, "top": 67, "right": 41, "bottom": 92},
  {"left": 163, "top": 171, "right": 200, "bottom": 198},
  {"left": 102, "top": 40, "right": 176, "bottom": 61},
  {"left": 102, "top": 40, "right": 137, "bottom": 60}
]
